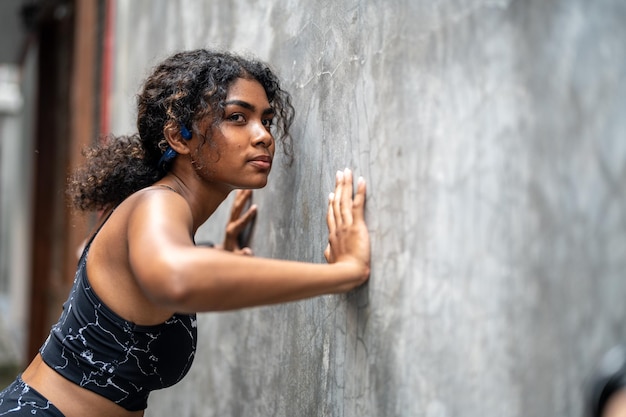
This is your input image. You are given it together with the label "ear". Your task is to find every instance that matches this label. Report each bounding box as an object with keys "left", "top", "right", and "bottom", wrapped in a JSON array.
[{"left": 163, "top": 120, "right": 192, "bottom": 155}]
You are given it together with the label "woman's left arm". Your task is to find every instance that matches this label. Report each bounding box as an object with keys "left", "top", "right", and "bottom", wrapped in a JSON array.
[{"left": 216, "top": 189, "right": 256, "bottom": 255}]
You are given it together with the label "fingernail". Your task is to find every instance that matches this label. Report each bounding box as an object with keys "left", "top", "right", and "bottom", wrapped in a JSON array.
[
  {"left": 329, "top": 192, "right": 335, "bottom": 200},
  {"left": 358, "top": 176, "right": 364, "bottom": 184},
  {"left": 336, "top": 170, "right": 343, "bottom": 180}
]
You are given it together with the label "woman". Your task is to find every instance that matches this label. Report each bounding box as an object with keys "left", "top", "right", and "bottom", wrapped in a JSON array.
[{"left": 0, "top": 49, "right": 370, "bottom": 416}]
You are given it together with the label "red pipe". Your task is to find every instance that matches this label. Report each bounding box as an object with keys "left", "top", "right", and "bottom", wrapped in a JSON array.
[{"left": 99, "top": 0, "right": 115, "bottom": 137}]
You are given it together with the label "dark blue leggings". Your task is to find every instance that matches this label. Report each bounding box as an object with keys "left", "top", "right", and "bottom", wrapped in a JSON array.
[{"left": 0, "top": 376, "right": 64, "bottom": 416}]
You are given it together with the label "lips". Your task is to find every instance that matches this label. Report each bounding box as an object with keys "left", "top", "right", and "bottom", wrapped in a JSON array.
[{"left": 249, "top": 155, "right": 272, "bottom": 170}]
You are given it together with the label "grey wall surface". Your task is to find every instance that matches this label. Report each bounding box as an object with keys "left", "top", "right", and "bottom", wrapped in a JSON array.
[{"left": 110, "top": 1, "right": 626, "bottom": 416}]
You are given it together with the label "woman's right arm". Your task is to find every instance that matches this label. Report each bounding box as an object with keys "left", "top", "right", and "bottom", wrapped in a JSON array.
[{"left": 128, "top": 169, "right": 370, "bottom": 312}]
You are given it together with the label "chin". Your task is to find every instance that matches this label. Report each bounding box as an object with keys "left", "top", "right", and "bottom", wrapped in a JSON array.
[
  {"left": 232, "top": 170, "right": 271, "bottom": 190},
  {"left": 238, "top": 179, "right": 268, "bottom": 190}
]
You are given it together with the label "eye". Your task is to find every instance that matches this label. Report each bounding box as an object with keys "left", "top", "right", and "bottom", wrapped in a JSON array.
[
  {"left": 227, "top": 113, "right": 245, "bottom": 123},
  {"left": 262, "top": 117, "right": 274, "bottom": 128}
]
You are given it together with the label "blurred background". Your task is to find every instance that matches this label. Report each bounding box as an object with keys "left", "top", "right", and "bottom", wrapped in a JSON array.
[
  {"left": 0, "top": 1, "right": 625, "bottom": 416},
  {"left": 0, "top": 0, "right": 109, "bottom": 385}
]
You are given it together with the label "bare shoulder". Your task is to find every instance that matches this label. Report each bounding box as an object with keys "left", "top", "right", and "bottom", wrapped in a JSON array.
[
  {"left": 124, "top": 186, "right": 195, "bottom": 242},
  {"left": 86, "top": 186, "right": 195, "bottom": 324},
  {"left": 88, "top": 185, "right": 195, "bottom": 269},
  {"left": 129, "top": 185, "right": 193, "bottom": 217}
]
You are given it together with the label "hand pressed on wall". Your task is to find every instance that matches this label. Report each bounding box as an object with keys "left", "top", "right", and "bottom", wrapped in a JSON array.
[
  {"left": 324, "top": 168, "right": 370, "bottom": 289},
  {"left": 219, "top": 189, "right": 257, "bottom": 255}
]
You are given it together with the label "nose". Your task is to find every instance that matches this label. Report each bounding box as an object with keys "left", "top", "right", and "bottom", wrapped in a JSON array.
[{"left": 252, "top": 121, "right": 273, "bottom": 148}]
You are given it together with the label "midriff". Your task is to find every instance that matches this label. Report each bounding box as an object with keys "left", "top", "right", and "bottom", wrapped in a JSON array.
[{"left": 22, "top": 355, "right": 145, "bottom": 417}]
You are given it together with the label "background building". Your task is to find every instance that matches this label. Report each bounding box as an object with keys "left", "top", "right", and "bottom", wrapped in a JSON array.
[{"left": 0, "top": 0, "right": 108, "bottom": 383}]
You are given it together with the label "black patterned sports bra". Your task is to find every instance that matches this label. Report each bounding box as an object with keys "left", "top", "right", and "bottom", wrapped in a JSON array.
[{"left": 39, "top": 215, "right": 197, "bottom": 411}]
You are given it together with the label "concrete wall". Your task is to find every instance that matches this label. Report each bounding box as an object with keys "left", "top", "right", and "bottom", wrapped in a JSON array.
[{"left": 110, "top": 1, "right": 626, "bottom": 416}]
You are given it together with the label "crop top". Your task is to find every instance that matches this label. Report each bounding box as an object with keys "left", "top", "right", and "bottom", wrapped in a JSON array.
[{"left": 39, "top": 224, "right": 197, "bottom": 411}]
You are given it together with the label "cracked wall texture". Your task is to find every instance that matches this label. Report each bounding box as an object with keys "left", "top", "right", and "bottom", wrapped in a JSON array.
[{"left": 109, "top": 1, "right": 626, "bottom": 416}]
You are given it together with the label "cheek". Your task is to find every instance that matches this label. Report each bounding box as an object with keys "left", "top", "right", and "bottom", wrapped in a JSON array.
[
  {"left": 196, "top": 140, "right": 222, "bottom": 163},
  {"left": 189, "top": 144, "right": 217, "bottom": 175}
]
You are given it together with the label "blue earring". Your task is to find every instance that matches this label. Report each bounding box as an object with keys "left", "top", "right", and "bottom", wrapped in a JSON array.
[
  {"left": 181, "top": 124, "right": 192, "bottom": 140},
  {"left": 157, "top": 124, "right": 192, "bottom": 171},
  {"left": 158, "top": 147, "right": 178, "bottom": 171}
]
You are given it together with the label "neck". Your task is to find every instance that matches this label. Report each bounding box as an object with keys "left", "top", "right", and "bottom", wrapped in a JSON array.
[{"left": 157, "top": 173, "right": 232, "bottom": 232}]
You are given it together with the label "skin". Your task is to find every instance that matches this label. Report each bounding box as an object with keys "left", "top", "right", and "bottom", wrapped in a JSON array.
[
  {"left": 605, "top": 391, "right": 626, "bottom": 417},
  {"left": 21, "top": 78, "right": 370, "bottom": 416}
]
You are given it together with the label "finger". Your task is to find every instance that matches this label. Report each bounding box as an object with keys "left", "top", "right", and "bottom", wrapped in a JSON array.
[
  {"left": 326, "top": 192, "right": 336, "bottom": 234},
  {"left": 238, "top": 247, "right": 254, "bottom": 256},
  {"left": 229, "top": 191, "right": 244, "bottom": 221},
  {"left": 226, "top": 204, "right": 257, "bottom": 236},
  {"left": 239, "top": 203, "right": 257, "bottom": 225},
  {"left": 340, "top": 168, "right": 354, "bottom": 225},
  {"left": 324, "top": 244, "right": 332, "bottom": 263},
  {"left": 230, "top": 189, "right": 252, "bottom": 221},
  {"left": 332, "top": 170, "right": 344, "bottom": 227},
  {"left": 352, "top": 176, "right": 367, "bottom": 223}
]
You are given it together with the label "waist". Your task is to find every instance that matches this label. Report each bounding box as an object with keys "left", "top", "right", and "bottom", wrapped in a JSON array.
[
  {"left": 22, "top": 355, "right": 145, "bottom": 417},
  {"left": 40, "top": 268, "right": 197, "bottom": 409}
]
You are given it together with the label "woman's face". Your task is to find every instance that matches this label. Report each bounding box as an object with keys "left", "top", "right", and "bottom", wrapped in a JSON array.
[{"left": 192, "top": 77, "right": 276, "bottom": 191}]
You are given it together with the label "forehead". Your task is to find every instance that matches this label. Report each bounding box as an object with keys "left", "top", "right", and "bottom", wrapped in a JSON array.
[{"left": 225, "top": 78, "right": 270, "bottom": 105}]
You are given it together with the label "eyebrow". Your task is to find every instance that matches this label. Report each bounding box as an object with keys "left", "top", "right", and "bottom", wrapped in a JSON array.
[{"left": 223, "top": 100, "right": 274, "bottom": 115}]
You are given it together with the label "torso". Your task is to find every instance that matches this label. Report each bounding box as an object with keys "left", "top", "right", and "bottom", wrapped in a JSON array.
[
  {"left": 24, "top": 188, "right": 197, "bottom": 416},
  {"left": 22, "top": 355, "right": 145, "bottom": 417}
]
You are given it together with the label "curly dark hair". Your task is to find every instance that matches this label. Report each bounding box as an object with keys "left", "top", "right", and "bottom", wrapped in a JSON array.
[{"left": 68, "top": 49, "right": 295, "bottom": 211}]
